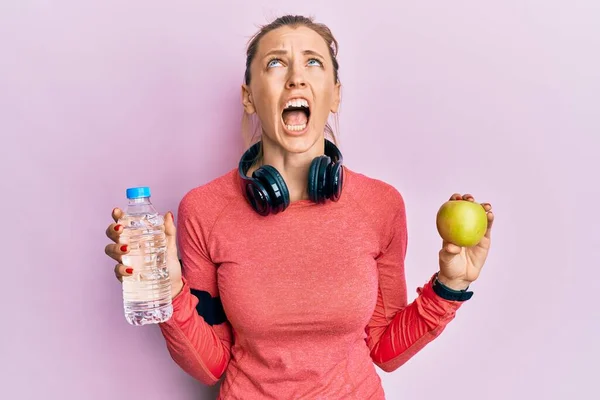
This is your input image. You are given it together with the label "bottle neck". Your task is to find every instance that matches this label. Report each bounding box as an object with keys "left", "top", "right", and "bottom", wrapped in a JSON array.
[
  {"left": 128, "top": 197, "right": 151, "bottom": 205},
  {"left": 125, "top": 197, "right": 156, "bottom": 216}
]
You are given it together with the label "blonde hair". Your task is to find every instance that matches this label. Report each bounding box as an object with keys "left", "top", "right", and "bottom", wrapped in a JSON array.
[{"left": 241, "top": 15, "right": 341, "bottom": 165}]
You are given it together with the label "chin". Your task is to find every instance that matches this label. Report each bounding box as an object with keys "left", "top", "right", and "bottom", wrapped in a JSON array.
[{"left": 278, "top": 124, "right": 325, "bottom": 154}]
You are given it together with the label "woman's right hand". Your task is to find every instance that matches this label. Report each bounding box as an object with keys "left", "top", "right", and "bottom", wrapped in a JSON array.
[{"left": 104, "top": 208, "right": 184, "bottom": 298}]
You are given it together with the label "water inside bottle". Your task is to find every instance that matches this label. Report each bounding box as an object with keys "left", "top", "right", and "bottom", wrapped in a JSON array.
[{"left": 120, "top": 212, "right": 173, "bottom": 325}]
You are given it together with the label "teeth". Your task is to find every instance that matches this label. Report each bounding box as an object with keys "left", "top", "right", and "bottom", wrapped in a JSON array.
[
  {"left": 285, "top": 98, "right": 309, "bottom": 109},
  {"left": 286, "top": 123, "right": 307, "bottom": 131}
]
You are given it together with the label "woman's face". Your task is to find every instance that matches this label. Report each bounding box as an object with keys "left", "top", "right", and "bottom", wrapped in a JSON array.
[{"left": 242, "top": 26, "right": 341, "bottom": 154}]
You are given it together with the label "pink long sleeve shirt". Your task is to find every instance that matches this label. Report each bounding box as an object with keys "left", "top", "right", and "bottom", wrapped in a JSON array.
[{"left": 158, "top": 167, "right": 465, "bottom": 399}]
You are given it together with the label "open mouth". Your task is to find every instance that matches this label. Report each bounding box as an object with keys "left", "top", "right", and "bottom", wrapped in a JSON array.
[{"left": 281, "top": 98, "right": 311, "bottom": 132}]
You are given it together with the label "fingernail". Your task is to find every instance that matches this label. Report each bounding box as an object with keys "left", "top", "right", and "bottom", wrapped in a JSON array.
[
  {"left": 125, "top": 268, "right": 133, "bottom": 274},
  {"left": 120, "top": 245, "right": 128, "bottom": 252},
  {"left": 114, "top": 224, "right": 121, "bottom": 231}
]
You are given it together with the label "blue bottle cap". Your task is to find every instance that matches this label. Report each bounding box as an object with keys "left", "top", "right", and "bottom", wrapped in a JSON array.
[{"left": 126, "top": 186, "right": 151, "bottom": 199}]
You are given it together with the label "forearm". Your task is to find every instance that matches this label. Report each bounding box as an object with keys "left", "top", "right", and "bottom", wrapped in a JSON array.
[
  {"left": 159, "top": 279, "right": 230, "bottom": 385},
  {"left": 369, "top": 275, "right": 464, "bottom": 372}
]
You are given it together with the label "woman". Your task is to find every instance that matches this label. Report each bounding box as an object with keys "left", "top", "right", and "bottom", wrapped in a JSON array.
[{"left": 105, "top": 15, "right": 494, "bottom": 399}]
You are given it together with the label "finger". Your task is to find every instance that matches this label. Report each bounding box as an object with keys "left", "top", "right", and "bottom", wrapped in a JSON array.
[
  {"left": 105, "top": 242, "right": 129, "bottom": 263},
  {"left": 164, "top": 211, "right": 178, "bottom": 257},
  {"left": 449, "top": 193, "right": 462, "bottom": 201},
  {"left": 442, "top": 240, "right": 462, "bottom": 254},
  {"left": 481, "top": 202, "right": 492, "bottom": 212},
  {"left": 112, "top": 208, "right": 124, "bottom": 223},
  {"left": 164, "top": 211, "right": 176, "bottom": 237},
  {"left": 439, "top": 246, "right": 460, "bottom": 265},
  {"left": 462, "top": 193, "right": 474, "bottom": 202},
  {"left": 114, "top": 263, "right": 134, "bottom": 282},
  {"left": 484, "top": 211, "right": 494, "bottom": 238},
  {"left": 106, "top": 222, "right": 123, "bottom": 243}
]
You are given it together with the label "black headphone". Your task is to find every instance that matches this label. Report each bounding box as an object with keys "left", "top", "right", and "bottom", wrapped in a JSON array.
[{"left": 238, "top": 139, "right": 344, "bottom": 216}]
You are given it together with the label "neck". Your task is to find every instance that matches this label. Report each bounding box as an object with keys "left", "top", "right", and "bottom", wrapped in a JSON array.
[{"left": 250, "top": 136, "right": 325, "bottom": 203}]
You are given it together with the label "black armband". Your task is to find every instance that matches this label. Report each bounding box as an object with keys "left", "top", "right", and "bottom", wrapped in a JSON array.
[
  {"left": 432, "top": 273, "right": 474, "bottom": 302},
  {"left": 179, "top": 259, "right": 228, "bottom": 325},
  {"left": 190, "top": 288, "right": 228, "bottom": 325}
]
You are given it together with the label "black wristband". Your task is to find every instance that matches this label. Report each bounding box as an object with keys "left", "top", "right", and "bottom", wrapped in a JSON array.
[{"left": 432, "top": 274, "right": 474, "bottom": 301}]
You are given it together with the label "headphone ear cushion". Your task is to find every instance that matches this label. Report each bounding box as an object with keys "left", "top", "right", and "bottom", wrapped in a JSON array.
[
  {"left": 324, "top": 162, "right": 334, "bottom": 199},
  {"left": 309, "top": 156, "right": 330, "bottom": 203},
  {"left": 329, "top": 163, "right": 344, "bottom": 202},
  {"left": 244, "top": 180, "right": 271, "bottom": 216},
  {"left": 308, "top": 157, "right": 320, "bottom": 203},
  {"left": 253, "top": 165, "right": 290, "bottom": 213}
]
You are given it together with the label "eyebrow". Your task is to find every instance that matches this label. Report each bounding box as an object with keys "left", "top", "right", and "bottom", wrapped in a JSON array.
[{"left": 263, "top": 49, "right": 326, "bottom": 59}]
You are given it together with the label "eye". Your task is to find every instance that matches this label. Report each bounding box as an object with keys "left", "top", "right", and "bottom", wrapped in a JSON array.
[
  {"left": 267, "top": 58, "right": 283, "bottom": 68},
  {"left": 307, "top": 58, "right": 323, "bottom": 67}
]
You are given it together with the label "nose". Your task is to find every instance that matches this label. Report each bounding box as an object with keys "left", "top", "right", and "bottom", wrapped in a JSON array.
[{"left": 285, "top": 63, "right": 306, "bottom": 89}]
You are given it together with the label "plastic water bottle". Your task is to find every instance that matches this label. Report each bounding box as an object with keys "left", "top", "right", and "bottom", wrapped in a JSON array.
[{"left": 118, "top": 186, "right": 173, "bottom": 325}]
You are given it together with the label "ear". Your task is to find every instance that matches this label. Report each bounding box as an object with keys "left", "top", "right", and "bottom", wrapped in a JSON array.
[
  {"left": 330, "top": 82, "right": 341, "bottom": 113},
  {"left": 241, "top": 84, "right": 256, "bottom": 114}
]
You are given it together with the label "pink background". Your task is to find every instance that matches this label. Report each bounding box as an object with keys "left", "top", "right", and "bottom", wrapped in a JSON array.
[{"left": 2, "top": 1, "right": 599, "bottom": 399}]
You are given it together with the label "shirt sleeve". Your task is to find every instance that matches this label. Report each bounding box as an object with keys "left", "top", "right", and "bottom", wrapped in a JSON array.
[
  {"left": 158, "top": 193, "right": 232, "bottom": 385},
  {"left": 366, "top": 188, "right": 465, "bottom": 372}
]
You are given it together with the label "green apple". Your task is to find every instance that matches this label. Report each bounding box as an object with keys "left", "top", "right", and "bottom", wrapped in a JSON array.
[{"left": 436, "top": 200, "right": 487, "bottom": 247}]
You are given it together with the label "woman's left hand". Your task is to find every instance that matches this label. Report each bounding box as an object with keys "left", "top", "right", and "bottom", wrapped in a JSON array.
[{"left": 437, "top": 193, "right": 494, "bottom": 291}]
